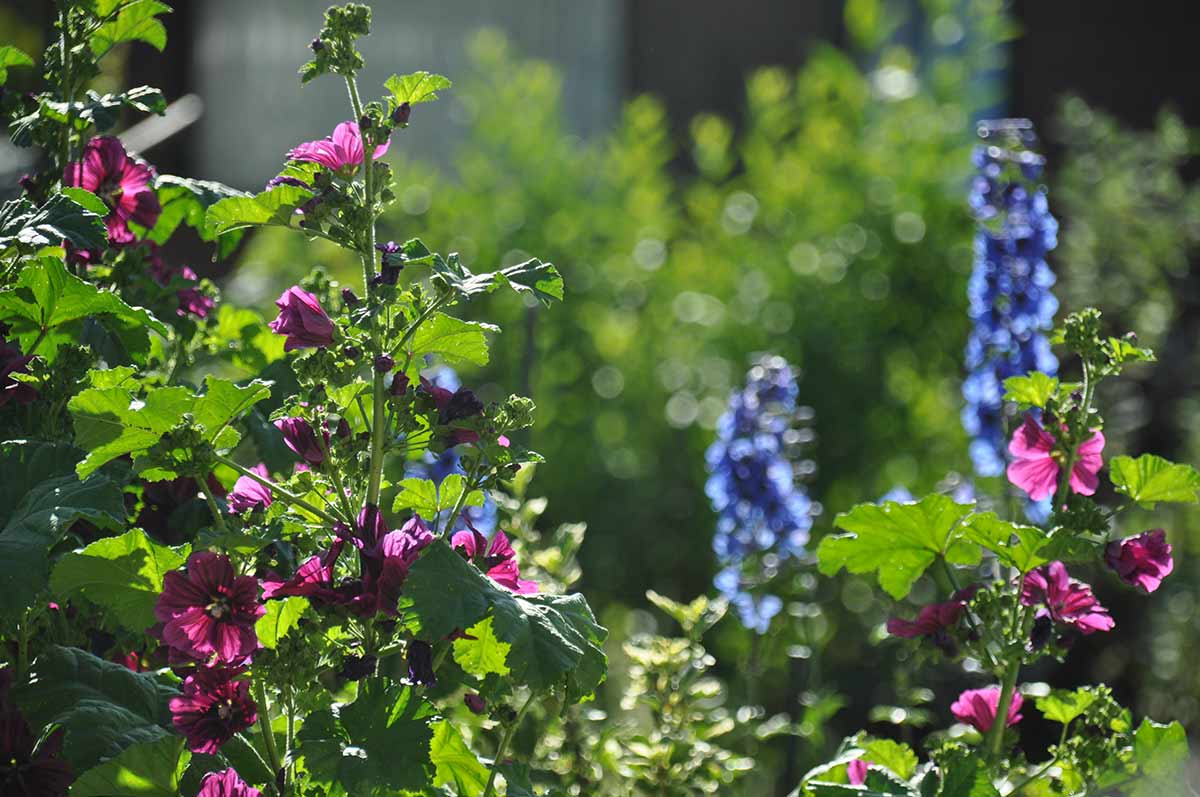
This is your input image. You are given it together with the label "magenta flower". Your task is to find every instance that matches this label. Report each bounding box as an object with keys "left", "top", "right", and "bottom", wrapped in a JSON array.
[
  {"left": 1021, "top": 561, "right": 1114, "bottom": 635},
  {"left": 269, "top": 287, "right": 334, "bottom": 351},
  {"left": 63, "top": 136, "right": 161, "bottom": 243},
  {"left": 367, "top": 514, "right": 435, "bottom": 615},
  {"left": 261, "top": 540, "right": 345, "bottom": 604},
  {"left": 154, "top": 552, "right": 265, "bottom": 665},
  {"left": 886, "top": 600, "right": 965, "bottom": 639},
  {"left": 1105, "top": 529, "right": 1173, "bottom": 593},
  {"left": 847, "top": 759, "right": 869, "bottom": 786},
  {"left": 452, "top": 528, "right": 537, "bottom": 594},
  {"left": 1006, "top": 415, "right": 1105, "bottom": 502},
  {"left": 197, "top": 768, "right": 261, "bottom": 797},
  {"left": 951, "top": 686, "right": 1023, "bottom": 733},
  {"left": 227, "top": 464, "right": 273, "bottom": 514},
  {"left": 169, "top": 668, "right": 257, "bottom": 754},
  {"left": 286, "top": 121, "right": 390, "bottom": 173},
  {"left": 273, "top": 416, "right": 327, "bottom": 466}
]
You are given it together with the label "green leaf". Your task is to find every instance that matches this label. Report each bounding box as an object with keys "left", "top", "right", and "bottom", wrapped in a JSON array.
[
  {"left": 61, "top": 187, "right": 111, "bottom": 217},
  {"left": 43, "top": 87, "right": 167, "bottom": 132},
  {"left": 430, "top": 720, "right": 489, "bottom": 797},
  {"left": 1109, "top": 454, "right": 1200, "bottom": 508},
  {"left": 148, "top": 175, "right": 245, "bottom": 253},
  {"left": 818, "top": 495, "right": 978, "bottom": 600},
  {"left": 297, "top": 680, "right": 435, "bottom": 795},
  {"left": 961, "top": 513, "right": 1048, "bottom": 572},
  {"left": 453, "top": 616, "right": 512, "bottom": 677},
  {"left": 70, "top": 736, "right": 189, "bottom": 797},
  {"left": 1034, "top": 688, "right": 1098, "bottom": 727},
  {"left": 406, "top": 312, "right": 495, "bottom": 368},
  {"left": 1133, "top": 719, "right": 1188, "bottom": 779},
  {"left": 404, "top": 540, "right": 608, "bottom": 698},
  {"left": 936, "top": 747, "right": 998, "bottom": 797},
  {"left": 0, "top": 193, "right": 107, "bottom": 250},
  {"left": 69, "top": 376, "right": 271, "bottom": 478},
  {"left": 384, "top": 71, "right": 452, "bottom": 105},
  {"left": 90, "top": 0, "right": 172, "bottom": 56},
  {"left": 204, "top": 185, "right": 313, "bottom": 237},
  {"left": 14, "top": 646, "right": 178, "bottom": 773},
  {"left": 256, "top": 596, "right": 308, "bottom": 649},
  {"left": 432, "top": 254, "right": 565, "bottom": 307},
  {"left": 0, "top": 44, "right": 33, "bottom": 85},
  {"left": 0, "top": 441, "right": 126, "bottom": 617},
  {"left": 858, "top": 738, "right": 918, "bottom": 779},
  {"left": 0, "top": 257, "right": 167, "bottom": 363},
  {"left": 50, "top": 530, "right": 188, "bottom": 633},
  {"left": 1002, "top": 373, "right": 1059, "bottom": 408},
  {"left": 391, "top": 475, "right": 482, "bottom": 519}
]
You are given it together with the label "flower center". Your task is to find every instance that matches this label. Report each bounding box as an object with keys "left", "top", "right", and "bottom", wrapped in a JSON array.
[
  {"left": 96, "top": 178, "right": 123, "bottom": 208},
  {"left": 207, "top": 596, "right": 231, "bottom": 619},
  {"left": 217, "top": 700, "right": 234, "bottom": 721}
]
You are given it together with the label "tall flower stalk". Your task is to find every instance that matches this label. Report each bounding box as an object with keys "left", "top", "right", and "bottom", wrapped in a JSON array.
[
  {"left": 962, "top": 119, "right": 1059, "bottom": 479},
  {"left": 705, "top": 355, "right": 816, "bottom": 632}
]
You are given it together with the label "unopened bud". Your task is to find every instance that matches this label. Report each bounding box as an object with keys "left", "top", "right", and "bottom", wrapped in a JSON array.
[
  {"left": 374, "top": 355, "right": 394, "bottom": 372},
  {"left": 341, "top": 287, "right": 360, "bottom": 307},
  {"left": 391, "top": 101, "right": 411, "bottom": 126},
  {"left": 310, "top": 38, "right": 324, "bottom": 52}
]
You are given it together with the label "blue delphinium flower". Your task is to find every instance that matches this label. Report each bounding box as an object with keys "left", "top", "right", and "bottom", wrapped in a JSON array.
[
  {"left": 706, "top": 355, "right": 815, "bottom": 633},
  {"left": 963, "top": 119, "right": 1059, "bottom": 480}
]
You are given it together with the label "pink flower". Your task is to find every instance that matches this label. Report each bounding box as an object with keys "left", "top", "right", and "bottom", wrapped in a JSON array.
[
  {"left": 169, "top": 668, "right": 256, "bottom": 754},
  {"left": 886, "top": 600, "right": 965, "bottom": 639},
  {"left": 269, "top": 287, "right": 334, "bottom": 351},
  {"left": 286, "top": 121, "right": 390, "bottom": 173},
  {"left": 197, "top": 768, "right": 261, "bottom": 797},
  {"left": 451, "top": 528, "right": 537, "bottom": 594},
  {"left": 366, "top": 514, "right": 435, "bottom": 615},
  {"left": 273, "top": 416, "right": 327, "bottom": 466},
  {"left": 1105, "top": 529, "right": 1173, "bottom": 593},
  {"left": 227, "top": 464, "right": 273, "bottom": 513},
  {"left": 261, "top": 541, "right": 342, "bottom": 602},
  {"left": 1006, "top": 415, "right": 1105, "bottom": 502},
  {"left": 63, "top": 136, "right": 161, "bottom": 243},
  {"left": 154, "top": 552, "right": 265, "bottom": 665},
  {"left": 847, "top": 759, "right": 869, "bottom": 785},
  {"left": 951, "top": 686, "right": 1023, "bottom": 733},
  {"left": 1021, "top": 561, "right": 1114, "bottom": 634}
]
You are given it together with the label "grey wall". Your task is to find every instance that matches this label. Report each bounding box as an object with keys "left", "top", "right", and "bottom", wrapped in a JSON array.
[{"left": 192, "top": 0, "right": 625, "bottom": 190}]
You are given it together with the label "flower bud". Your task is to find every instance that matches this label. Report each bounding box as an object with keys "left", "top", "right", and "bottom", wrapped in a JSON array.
[
  {"left": 374, "top": 355, "right": 394, "bottom": 372},
  {"left": 341, "top": 287, "right": 360, "bottom": 307},
  {"left": 359, "top": 114, "right": 372, "bottom": 130},
  {"left": 464, "top": 693, "right": 486, "bottom": 715},
  {"left": 342, "top": 345, "right": 360, "bottom": 360},
  {"left": 407, "top": 641, "right": 436, "bottom": 686},
  {"left": 389, "top": 371, "right": 410, "bottom": 396},
  {"left": 310, "top": 38, "right": 324, "bottom": 52},
  {"left": 391, "top": 101, "right": 411, "bottom": 126}
]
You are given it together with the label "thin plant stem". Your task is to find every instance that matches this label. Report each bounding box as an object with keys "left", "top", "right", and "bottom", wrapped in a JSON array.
[
  {"left": 482, "top": 693, "right": 536, "bottom": 797},
  {"left": 200, "top": 481, "right": 229, "bottom": 534},
  {"left": 255, "top": 681, "right": 283, "bottom": 787}
]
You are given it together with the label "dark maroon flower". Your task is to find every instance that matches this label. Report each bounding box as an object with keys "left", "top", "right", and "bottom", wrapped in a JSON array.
[
  {"left": 368, "top": 515, "right": 435, "bottom": 615},
  {"left": 63, "top": 136, "right": 161, "bottom": 243},
  {"left": 227, "top": 464, "right": 273, "bottom": 514},
  {"left": 407, "top": 640, "right": 436, "bottom": 686},
  {"left": 268, "top": 287, "right": 334, "bottom": 351},
  {"left": 273, "top": 417, "right": 327, "bottom": 466},
  {"left": 169, "top": 668, "right": 257, "bottom": 754},
  {"left": 1021, "top": 561, "right": 1114, "bottom": 635},
  {"left": 1105, "top": 529, "right": 1173, "bottom": 594},
  {"left": 376, "top": 240, "right": 405, "bottom": 284},
  {"left": 265, "top": 175, "right": 309, "bottom": 191},
  {"left": 147, "top": 250, "right": 213, "bottom": 319},
  {"left": 391, "top": 101, "right": 411, "bottom": 126},
  {"left": 464, "top": 693, "right": 486, "bottom": 715},
  {"left": 886, "top": 598, "right": 966, "bottom": 655},
  {"left": 341, "top": 287, "right": 360, "bottom": 307},
  {"left": 197, "top": 768, "right": 261, "bottom": 797},
  {"left": 0, "top": 671, "right": 72, "bottom": 797},
  {"left": 389, "top": 371, "right": 410, "bottom": 396},
  {"left": 374, "top": 355, "right": 394, "bottom": 372},
  {"left": 440, "top": 389, "right": 483, "bottom": 425},
  {"left": 261, "top": 540, "right": 345, "bottom": 604},
  {"left": 451, "top": 528, "right": 537, "bottom": 594},
  {"left": 154, "top": 552, "right": 265, "bottom": 665},
  {"left": 0, "top": 338, "right": 36, "bottom": 408}
]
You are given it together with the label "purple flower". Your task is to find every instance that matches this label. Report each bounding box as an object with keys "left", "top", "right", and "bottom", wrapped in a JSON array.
[
  {"left": 368, "top": 515, "right": 435, "bottom": 615},
  {"left": 0, "top": 338, "right": 36, "bottom": 408},
  {"left": 261, "top": 542, "right": 342, "bottom": 602},
  {"left": 337, "top": 655, "right": 377, "bottom": 681},
  {"left": 273, "top": 417, "right": 327, "bottom": 466},
  {"left": 1006, "top": 415, "right": 1105, "bottom": 502},
  {"left": 389, "top": 371, "right": 410, "bottom": 396},
  {"left": 451, "top": 528, "right": 537, "bottom": 594},
  {"left": 886, "top": 596, "right": 969, "bottom": 656},
  {"left": 147, "top": 250, "right": 213, "bottom": 319},
  {"left": 269, "top": 287, "right": 334, "bottom": 351},
  {"left": 286, "top": 121, "right": 390, "bottom": 173},
  {"left": 227, "top": 464, "right": 272, "bottom": 514},
  {"left": 407, "top": 640, "right": 436, "bottom": 686},
  {"left": 951, "top": 686, "right": 1023, "bottom": 733},
  {"left": 1021, "top": 561, "right": 1114, "bottom": 635},
  {"left": 197, "top": 768, "right": 261, "bottom": 797},
  {"left": 169, "top": 668, "right": 257, "bottom": 754},
  {"left": 0, "top": 670, "right": 72, "bottom": 797},
  {"left": 464, "top": 693, "right": 486, "bottom": 715},
  {"left": 63, "top": 136, "right": 160, "bottom": 243},
  {"left": 1105, "top": 529, "right": 1173, "bottom": 593},
  {"left": 154, "top": 552, "right": 264, "bottom": 665}
]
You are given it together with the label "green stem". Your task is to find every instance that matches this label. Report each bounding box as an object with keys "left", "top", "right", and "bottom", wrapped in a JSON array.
[
  {"left": 284, "top": 687, "right": 296, "bottom": 797},
  {"left": 215, "top": 455, "right": 344, "bottom": 525},
  {"left": 200, "top": 480, "right": 229, "bottom": 534},
  {"left": 440, "top": 457, "right": 483, "bottom": 537},
  {"left": 237, "top": 731, "right": 278, "bottom": 797},
  {"left": 939, "top": 559, "right": 999, "bottom": 671},
  {"left": 482, "top": 693, "right": 536, "bottom": 797},
  {"left": 255, "top": 681, "right": 282, "bottom": 788},
  {"left": 313, "top": 417, "right": 359, "bottom": 522},
  {"left": 987, "top": 654, "right": 1021, "bottom": 763}
]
